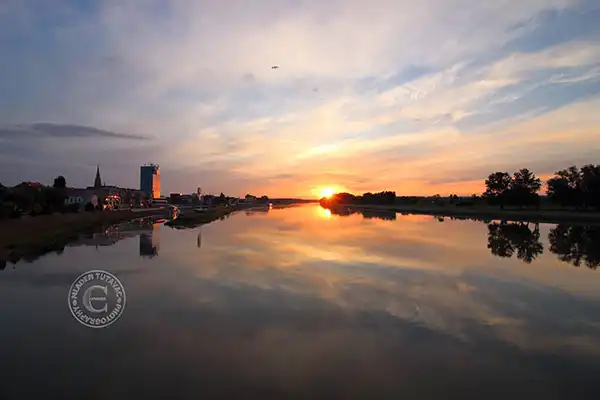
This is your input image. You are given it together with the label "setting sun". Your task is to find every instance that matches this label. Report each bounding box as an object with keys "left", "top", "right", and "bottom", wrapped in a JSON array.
[{"left": 319, "top": 187, "right": 336, "bottom": 198}]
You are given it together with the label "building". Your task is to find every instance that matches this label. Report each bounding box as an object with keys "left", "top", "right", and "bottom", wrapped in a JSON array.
[
  {"left": 65, "top": 188, "right": 93, "bottom": 206},
  {"left": 15, "top": 181, "right": 44, "bottom": 189},
  {"left": 140, "top": 164, "right": 160, "bottom": 199},
  {"left": 94, "top": 165, "right": 102, "bottom": 188}
]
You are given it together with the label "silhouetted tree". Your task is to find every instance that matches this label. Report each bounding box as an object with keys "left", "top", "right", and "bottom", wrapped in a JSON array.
[
  {"left": 580, "top": 164, "right": 600, "bottom": 210},
  {"left": 484, "top": 172, "right": 512, "bottom": 208},
  {"left": 547, "top": 164, "right": 600, "bottom": 210},
  {"left": 41, "top": 187, "right": 65, "bottom": 213},
  {"left": 547, "top": 167, "right": 579, "bottom": 207},
  {"left": 507, "top": 168, "right": 541, "bottom": 208},
  {"left": 53, "top": 175, "right": 66, "bottom": 189},
  {"left": 321, "top": 191, "right": 395, "bottom": 208},
  {"left": 549, "top": 225, "right": 600, "bottom": 269}
]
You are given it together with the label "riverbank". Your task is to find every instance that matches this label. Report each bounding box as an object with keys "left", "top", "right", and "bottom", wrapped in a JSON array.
[
  {"left": 0, "top": 208, "right": 168, "bottom": 262},
  {"left": 166, "top": 203, "right": 264, "bottom": 228},
  {"left": 330, "top": 204, "right": 600, "bottom": 225}
]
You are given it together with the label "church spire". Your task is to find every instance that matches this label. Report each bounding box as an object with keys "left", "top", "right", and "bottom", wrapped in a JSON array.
[{"left": 94, "top": 165, "right": 102, "bottom": 188}]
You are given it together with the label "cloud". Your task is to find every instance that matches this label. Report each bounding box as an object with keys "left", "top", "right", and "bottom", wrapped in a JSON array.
[
  {"left": 0, "top": 0, "right": 599, "bottom": 196},
  {"left": 0, "top": 123, "right": 150, "bottom": 140}
]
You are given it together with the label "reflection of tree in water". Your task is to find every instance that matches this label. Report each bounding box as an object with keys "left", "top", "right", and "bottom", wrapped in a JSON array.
[
  {"left": 326, "top": 206, "right": 396, "bottom": 221},
  {"left": 548, "top": 225, "right": 600, "bottom": 269},
  {"left": 487, "top": 222, "right": 544, "bottom": 264}
]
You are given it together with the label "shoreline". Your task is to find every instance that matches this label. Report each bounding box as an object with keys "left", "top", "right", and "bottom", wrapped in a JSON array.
[
  {"left": 330, "top": 204, "right": 600, "bottom": 225},
  {"left": 0, "top": 208, "right": 169, "bottom": 262},
  {"left": 165, "top": 203, "right": 267, "bottom": 228}
]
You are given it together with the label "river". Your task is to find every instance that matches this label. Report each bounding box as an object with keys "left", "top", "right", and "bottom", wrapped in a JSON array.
[{"left": 1, "top": 204, "right": 599, "bottom": 399}]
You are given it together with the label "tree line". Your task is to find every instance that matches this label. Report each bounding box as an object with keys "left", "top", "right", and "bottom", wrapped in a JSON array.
[
  {"left": 0, "top": 175, "right": 76, "bottom": 219},
  {"left": 320, "top": 191, "right": 396, "bottom": 207},
  {"left": 484, "top": 164, "right": 600, "bottom": 209},
  {"left": 318, "top": 164, "right": 600, "bottom": 210},
  {"left": 546, "top": 165, "right": 600, "bottom": 209}
]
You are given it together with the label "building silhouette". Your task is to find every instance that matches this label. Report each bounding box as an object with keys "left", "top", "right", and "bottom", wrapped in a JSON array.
[
  {"left": 94, "top": 165, "right": 102, "bottom": 188},
  {"left": 140, "top": 164, "right": 160, "bottom": 199}
]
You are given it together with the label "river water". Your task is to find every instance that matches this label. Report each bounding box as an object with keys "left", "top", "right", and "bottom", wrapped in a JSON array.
[{"left": 1, "top": 204, "right": 599, "bottom": 399}]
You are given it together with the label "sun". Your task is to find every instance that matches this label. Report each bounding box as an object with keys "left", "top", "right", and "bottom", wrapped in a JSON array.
[{"left": 320, "top": 187, "right": 336, "bottom": 198}]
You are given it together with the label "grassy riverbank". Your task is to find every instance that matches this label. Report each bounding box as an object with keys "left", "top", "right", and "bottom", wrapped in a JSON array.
[
  {"left": 0, "top": 209, "right": 168, "bottom": 262},
  {"left": 330, "top": 204, "right": 600, "bottom": 224}
]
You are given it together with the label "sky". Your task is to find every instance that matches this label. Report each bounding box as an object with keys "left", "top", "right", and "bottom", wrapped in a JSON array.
[{"left": 0, "top": 0, "right": 599, "bottom": 198}]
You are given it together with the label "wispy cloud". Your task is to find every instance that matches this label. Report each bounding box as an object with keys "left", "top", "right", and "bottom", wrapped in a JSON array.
[
  {"left": 0, "top": 0, "right": 599, "bottom": 195},
  {"left": 0, "top": 123, "right": 150, "bottom": 140}
]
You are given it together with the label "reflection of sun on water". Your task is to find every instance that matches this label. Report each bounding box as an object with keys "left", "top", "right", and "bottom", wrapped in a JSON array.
[{"left": 317, "top": 207, "right": 332, "bottom": 219}]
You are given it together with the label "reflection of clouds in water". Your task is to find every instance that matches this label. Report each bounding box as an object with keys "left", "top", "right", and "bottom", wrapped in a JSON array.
[
  {"left": 82, "top": 282, "right": 565, "bottom": 399},
  {"left": 193, "top": 256, "right": 600, "bottom": 354},
  {"left": 165, "top": 205, "right": 600, "bottom": 356},
  {"left": 3, "top": 205, "right": 600, "bottom": 397}
]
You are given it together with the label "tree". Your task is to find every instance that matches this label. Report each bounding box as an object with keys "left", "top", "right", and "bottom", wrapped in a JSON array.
[
  {"left": 508, "top": 168, "right": 541, "bottom": 208},
  {"left": 547, "top": 165, "right": 600, "bottom": 209},
  {"left": 547, "top": 165, "right": 583, "bottom": 208},
  {"left": 53, "top": 175, "right": 66, "bottom": 189},
  {"left": 580, "top": 164, "right": 600, "bottom": 209},
  {"left": 512, "top": 168, "right": 541, "bottom": 193},
  {"left": 484, "top": 172, "right": 512, "bottom": 208},
  {"left": 41, "top": 187, "right": 65, "bottom": 213},
  {"left": 547, "top": 176, "right": 573, "bottom": 207}
]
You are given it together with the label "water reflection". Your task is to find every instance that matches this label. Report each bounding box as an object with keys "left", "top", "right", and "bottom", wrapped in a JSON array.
[
  {"left": 327, "top": 206, "right": 397, "bottom": 220},
  {"left": 2, "top": 204, "right": 600, "bottom": 398},
  {"left": 139, "top": 224, "right": 160, "bottom": 258},
  {"left": 1, "top": 218, "right": 159, "bottom": 267},
  {"left": 487, "top": 222, "right": 544, "bottom": 263},
  {"left": 549, "top": 225, "right": 600, "bottom": 269},
  {"left": 320, "top": 207, "right": 600, "bottom": 270}
]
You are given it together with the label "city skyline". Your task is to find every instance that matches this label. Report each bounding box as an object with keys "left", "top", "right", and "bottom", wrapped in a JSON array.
[{"left": 0, "top": 1, "right": 599, "bottom": 197}]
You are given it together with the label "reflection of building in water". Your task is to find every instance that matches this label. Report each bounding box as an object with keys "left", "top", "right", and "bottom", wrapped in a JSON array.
[
  {"left": 197, "top": 229, "right": 202, "bottom": 249},
  {"left": 139, "top": 224, "right": 161, "bottom": 258}
]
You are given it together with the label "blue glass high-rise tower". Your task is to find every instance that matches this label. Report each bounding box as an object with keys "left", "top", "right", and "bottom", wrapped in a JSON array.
[{"left": 140, "top": 164, "right": 160, "bottom": 199}]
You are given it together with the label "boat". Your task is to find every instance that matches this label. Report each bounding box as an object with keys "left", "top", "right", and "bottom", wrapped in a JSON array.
[{"left": 168, "top": 205, "right": 180, "bottom": 219}]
